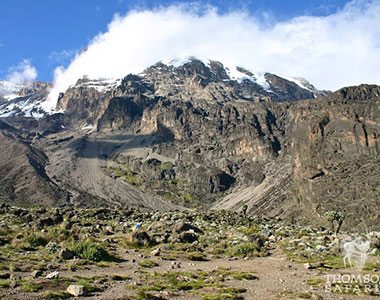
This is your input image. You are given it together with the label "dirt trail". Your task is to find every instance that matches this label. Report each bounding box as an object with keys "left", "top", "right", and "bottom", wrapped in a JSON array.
[{"left": 60, "top": 247, "right": 374, "bottom": 300}]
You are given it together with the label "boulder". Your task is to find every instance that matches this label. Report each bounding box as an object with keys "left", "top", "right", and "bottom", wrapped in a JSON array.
[
  {"left": 131, "top": 231, "right": 151, "bottom": 246},
  {"left": 67, "top": 284, "right": 86, "bottom": 297},
  {"left": 150, "top": 248, "right": 161, "bottom": 256},
  {"left": 173, "top": 222, "right": 203, "bottom": 234},
  {"left": 31, "top": 270, "right": 43, "bottom": 278},
  {"left": 0, "top": 273, "right": 10, "bottom": 279},
  {"left": 59, "top": 248, "right": 75, "bottom": 260},
  {"left": 178, "top": 230, "right": 198, "bottom": 243}
]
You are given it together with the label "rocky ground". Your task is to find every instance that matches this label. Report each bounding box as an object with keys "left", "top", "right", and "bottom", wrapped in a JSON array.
[{"left": 0, "top": 204, "right": 379, "bottom": 299}]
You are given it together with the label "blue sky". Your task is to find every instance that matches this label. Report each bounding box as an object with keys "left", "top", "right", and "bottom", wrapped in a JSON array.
[{"left": 0, "top": 0, "right": 353, "bottom": 82}]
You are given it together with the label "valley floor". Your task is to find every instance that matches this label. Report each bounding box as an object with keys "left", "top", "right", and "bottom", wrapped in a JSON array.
[{"left": 0, "top": 206, "right": 379, "bottom": 300}]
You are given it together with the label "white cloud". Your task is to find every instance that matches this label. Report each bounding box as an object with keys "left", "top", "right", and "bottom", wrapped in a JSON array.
[
  {"left": 7, "top": 59, "right": 37, "bottom": 85},
  {"left": 47, "top": 0, "right": 380, "bottom": 108},
  {"left": 48, "top": 49, "right": 76, "bottom": 64}
]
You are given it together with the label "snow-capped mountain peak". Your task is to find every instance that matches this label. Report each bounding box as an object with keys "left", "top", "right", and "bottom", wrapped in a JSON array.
[{"left": 0, "top": 57, "right": 327, "bottom": 119}]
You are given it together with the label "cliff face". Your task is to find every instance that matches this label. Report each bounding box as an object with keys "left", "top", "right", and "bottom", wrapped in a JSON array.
[
  {"left": 0, "top": 120, "right": 68, "bottom": 206},
  {"left": 0, "top": 59, "right": 378, "bottom": 229},
  {"left": 286, "top": 86, "right": 380, "bottom": 227},
  {"left": 56, "top": 59, "right": 322, "bottom": 130}
]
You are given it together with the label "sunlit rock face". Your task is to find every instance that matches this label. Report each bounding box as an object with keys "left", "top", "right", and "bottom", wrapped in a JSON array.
[{"left": 0, "top": 59, "right": 379, "bottom": 229}]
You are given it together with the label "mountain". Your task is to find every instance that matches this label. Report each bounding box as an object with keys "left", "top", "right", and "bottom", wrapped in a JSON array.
[
  {"left": 0, "top": 58, "right": 328, "bottom": 119},
  {"left": 0, "top": 81, "right": 51, "bottom": 118},
  {"left": 0, "top": 58, "right": 378, "bottom": 230}
]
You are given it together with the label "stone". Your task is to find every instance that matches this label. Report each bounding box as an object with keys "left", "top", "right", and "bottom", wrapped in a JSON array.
[
  {"left": 131, "top": 230, "right": 151, "bottom": 246},
  {"left": 173, "top": 222, "right": 203, "bottom": 234},
  {"left": 59, "top": 248, "right": 75, "bottom": 260},
  {"left": 31, "top": 270, "right": 43, "bottom": 278},
  {"left": 67, "top": 284, "right": 86, "bottom": 297},
  {"left": 315, "top": 245, "right": 327, "bottom": 252},
  {"left": 150, "top": 248, "right": 160, "bottom": 256},
  {"left": 178, "top": 230, "right": 198, "bottom": 243},
  {"left": 46, "top": 271, "right": 60, "bottom": 279},
  {"left": 0, "top": 273, "right": 10, "bottom": 279},
  {"left": 303, "top": 262, "right": 324, "bottom": 270}
]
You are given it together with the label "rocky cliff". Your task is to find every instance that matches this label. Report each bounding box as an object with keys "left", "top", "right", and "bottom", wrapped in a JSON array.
[{"left": 0, "top": 59, "right": 378, "bottom": 229}]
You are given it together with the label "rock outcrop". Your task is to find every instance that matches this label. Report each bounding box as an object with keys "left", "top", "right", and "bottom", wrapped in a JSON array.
[{"left": 0, "top": 59, "right": 378, "bottom": 229}]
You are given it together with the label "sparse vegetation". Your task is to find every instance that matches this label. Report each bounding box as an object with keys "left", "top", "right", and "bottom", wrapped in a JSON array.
[
  {"left": 232, "top": 242, "right": 262, "bottom": 257},
  {"left": 306, "top": 278, "right": 325, "bottom": 286},
  {"left": 323, "top": 210, "right": 345, "bottom": 235},
  {"left": 42, "top": 290, "right": 71, "bottom": 299},
  {"left": 0, "top": 279, "right": 10, "bottom": 289},
  {"left": 160, "top": 161, "right": 174, "bottom": 170},
  {"left": 20, "top": 280, "right": 43, "bottom": 293},
  {"left": 138, "top": 259, "right": 158, "bottom": 268},
  {"left": 69, "top": 240, "right": 111, "bottom": 262},
  {"left": 0, "top": 204, "right": 378, "bottom": 299},
  {"left": 23, "top": 234, "right": 48, "bottom": 248}
]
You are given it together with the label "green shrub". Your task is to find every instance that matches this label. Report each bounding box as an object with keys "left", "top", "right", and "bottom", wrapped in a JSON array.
[
  {"left": 76, "top": 278, "right": 98, "bottom": 293},
  {"left": 202, "top": 294, "right": 244, "bottom": 300},
  {"left": 69, "top": 241, "right": 110, "bottom": 262},
  {"left": 0, "top": 279, "right": 10, "bottom": 288},
  {"left": 42, "top": 290, "right": 71, "bottom": 299},
  {"left": 160, "top": 162, "right": 174, "bottom": 170},
  {"left": 24, "top": 234, "right": 48, "bottom": 248},
  {"left": 47, "top": 226, "right": 69, "bottom": 242},
  {"left": 20, "top": 280, "right": 42, "bottom": 293},
  {"left": 240, "top": 225, "right": 261, "bottom": 236},
  {"left": 232, "top": 242, "right": 259, "bottom": 257},
  {"left": 135, "top": 291, "right": 163, "bottom": 300},
  {"left": 232, "top": 272, "right": 258, "bottom": 280},
  {"left": 125, "top": 174, "right": 141, "bottom": 185},
  {"left": 138, "top": 259, "right": 158, "bottom": 268}
]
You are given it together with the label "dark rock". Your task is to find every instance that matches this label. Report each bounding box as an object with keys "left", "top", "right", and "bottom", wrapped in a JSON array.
[
  {"left": 178, "top": 230, "right": 199, "bottom": 243},
  {"left": 31, "top": 270, "right": 43, "bottom": 278},
  {"left": 0, "top": 273, "right": 10, "bottom": 279},
  {"left": 173, "top": 222, "right": 203, "bottom": 234},
  {"left": 59, "top": 248, "right": 75, "bottom": 260},
  {"left": 131, "top": 231, "right": 151, "bottom": 246}
]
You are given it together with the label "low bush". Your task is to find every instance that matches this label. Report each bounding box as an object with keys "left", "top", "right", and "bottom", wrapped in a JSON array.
[
  {"left": 232, "top": 242, "right": 260, "bottom": 257},
  {"left": 69, "top": 241, "right": 110, "bottom": 262},
  {"left": 23, "top": 234, "right": 48, "bottom": 248}
]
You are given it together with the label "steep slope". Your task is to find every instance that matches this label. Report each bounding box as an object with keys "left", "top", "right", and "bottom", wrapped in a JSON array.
[
  {"left": 0, "top": 120, "right": 68, "bottom": 206},
  {"left": 33, "top": 130, "right": 181, "bottom": 210},
  {"left": 214, "top": 85, "right": 380, "bottom": 229},
  {"left": 0, "top": 59, "right": 378, "bottom": 229},
  {"left": 51, "top": 60, "right": 380, "bottom": 229}
]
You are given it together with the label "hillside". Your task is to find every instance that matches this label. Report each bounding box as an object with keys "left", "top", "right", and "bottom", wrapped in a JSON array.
[{"left": 0, "top": 59, "right": 378, "bottom": 230}]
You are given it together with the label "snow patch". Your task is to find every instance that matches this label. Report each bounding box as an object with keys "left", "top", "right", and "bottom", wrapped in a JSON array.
[
  {"left": 0, "top": 81, "right": 22, "bottom": 100},
  {"left": 76, "top": 78, "right": 121, "bottom": 92},
  {"left": 41, "top": 77, "right": 121, "bottom": 114},
  {"left": 226, "top": 65, "right": 270, "bottom": 90},
  {"left": 160, "top": 56, "right": 272, "bottom": 90},
  {"left": 279, "top": 74, "right": 315, "bottom": 92},
  {"left": 162, "top": 56, "right": 211, "bottom": 68}
]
